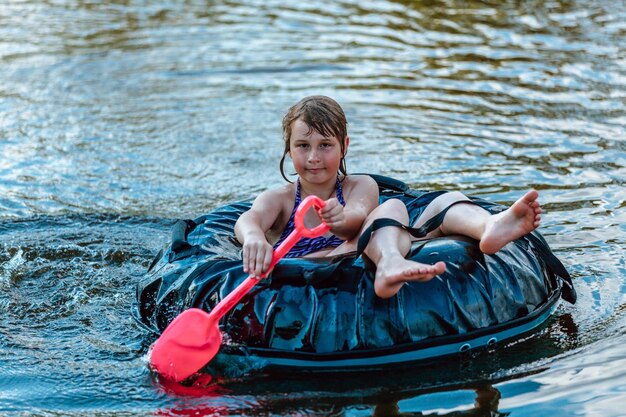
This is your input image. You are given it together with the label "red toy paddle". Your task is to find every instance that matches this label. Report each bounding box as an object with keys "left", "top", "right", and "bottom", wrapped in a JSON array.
[{"left": 150, "top": 195, "right": 330, "bottom": 382}]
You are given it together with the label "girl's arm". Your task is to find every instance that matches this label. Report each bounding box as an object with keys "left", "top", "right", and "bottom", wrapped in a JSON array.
[
  {"left": 319, "top": 175, "right": 379, "bottom": 241},
  {"left": 235, "top": 190, "right": 283, "bottom": 277}
]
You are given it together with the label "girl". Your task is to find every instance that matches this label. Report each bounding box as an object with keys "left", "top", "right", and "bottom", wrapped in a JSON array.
[{"left": 234, "top": 96, "right": 542, "bottom": 299}]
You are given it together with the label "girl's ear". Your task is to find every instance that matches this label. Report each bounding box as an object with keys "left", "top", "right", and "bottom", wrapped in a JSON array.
[{"left": 343, "top": 136, "right": 350, "bottom": 157}]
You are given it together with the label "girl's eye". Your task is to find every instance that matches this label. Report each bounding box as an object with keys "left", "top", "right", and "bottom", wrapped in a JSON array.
[
  {"left": 320, "top": 143, "right": 333, "bottom": 148},
  {"left": 297, "top": 143, "right": 309, "bottom": 148}
]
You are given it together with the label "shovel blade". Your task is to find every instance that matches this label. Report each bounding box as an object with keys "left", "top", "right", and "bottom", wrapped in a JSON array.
[{"left": 150, "top": 308, "right": 222, "bottom": 382}]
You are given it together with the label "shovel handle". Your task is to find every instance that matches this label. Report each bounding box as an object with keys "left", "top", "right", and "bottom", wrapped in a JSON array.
[{"left": 208, "top": 195, "right": 329, "bottom": 320}]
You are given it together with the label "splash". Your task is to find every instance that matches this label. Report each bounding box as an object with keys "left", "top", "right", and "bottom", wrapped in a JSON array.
[{"left": 0, "top": 247, "right": 25, "bottom": 290}]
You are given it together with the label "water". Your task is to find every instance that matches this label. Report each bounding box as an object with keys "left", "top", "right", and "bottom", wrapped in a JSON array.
[{"left": 1, "top": 0, "right": 625, "bottom": 415}]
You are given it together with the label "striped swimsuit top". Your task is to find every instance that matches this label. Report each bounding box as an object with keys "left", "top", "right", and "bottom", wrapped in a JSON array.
[{"left": 273, "top": 177, "right": 346, "bottom": 258}]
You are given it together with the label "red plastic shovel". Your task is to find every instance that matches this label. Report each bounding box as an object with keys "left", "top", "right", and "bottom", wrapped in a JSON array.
[{"left": 150, "top": 195, "right": 330, "bottom": 382}]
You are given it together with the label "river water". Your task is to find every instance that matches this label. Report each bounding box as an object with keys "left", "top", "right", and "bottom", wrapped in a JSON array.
[{"left": 0, "top": 0, "right": 624, "bottom": 416}]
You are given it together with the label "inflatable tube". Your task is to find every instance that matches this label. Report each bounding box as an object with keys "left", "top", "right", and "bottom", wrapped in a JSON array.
[{"left": 133, "top": 175, "right": 575, "bottom": 371}]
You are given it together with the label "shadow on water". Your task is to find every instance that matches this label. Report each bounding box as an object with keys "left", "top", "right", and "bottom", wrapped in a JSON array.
[{"left": 156, "top": 383, "right": 510, "bottom": 416}]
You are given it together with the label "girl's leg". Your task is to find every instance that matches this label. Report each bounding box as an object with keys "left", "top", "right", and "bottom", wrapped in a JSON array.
[
  {"left": 328, "top": 191, "right": 541, "bottom": 299},
  {"left": 414, "top": 190, "right": 542, "bottom": 254},
  {"left": 361, "top": 199, "right": 446, "bottom": 299},
  {"left": 412, "top": 191, "right": 485, "bottom": 239}
]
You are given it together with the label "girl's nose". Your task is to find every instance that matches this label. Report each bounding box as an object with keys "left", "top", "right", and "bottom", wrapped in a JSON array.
[{"left": 308, "top": 150, "right": 320, "bottom": 162}]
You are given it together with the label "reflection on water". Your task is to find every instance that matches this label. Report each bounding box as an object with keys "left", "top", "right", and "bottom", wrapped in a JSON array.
[
  {"left": 0, "top": 0, "right": 625, "bottom": 415},
  {"left": 156, "top": 383, "right": 506, "bottom": 416}
]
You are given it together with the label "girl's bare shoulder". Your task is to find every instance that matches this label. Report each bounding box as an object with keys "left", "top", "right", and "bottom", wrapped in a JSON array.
[
  {"left": 343, "top": 174, "right": 378, "bottom": 194},
  {"left": 342, "top": 174, "right": 379, "bottom": 207},
  {"left": 254, "top": 183, "right": 295, "bottom": 210}
]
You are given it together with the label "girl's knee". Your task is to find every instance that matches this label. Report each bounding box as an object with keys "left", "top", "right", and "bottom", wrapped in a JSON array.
[
  {"left": 378, "top": 199, "right": 409, "bottom": 222},
  {"left": 444, "top": 191, "right": 469, "bottom": 202},
  {"left": 365, "top": 198, "right": 408, "bottom": 223},
  {"left": 381, "top": 198, "right": 406, "bottom": 211},
  {"left": 431, "top": 191, "right": 469, "bottom": 211}
]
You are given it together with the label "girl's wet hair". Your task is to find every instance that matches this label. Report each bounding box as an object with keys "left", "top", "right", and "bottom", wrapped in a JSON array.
[{"left": 280, "top": 95, "right": 348, "bottom": 182}]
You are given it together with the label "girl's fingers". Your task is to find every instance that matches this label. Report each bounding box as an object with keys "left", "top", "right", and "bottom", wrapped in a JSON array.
[
  {"left": 242, "top": 248, "right": 250, "bottom": 273},
  {"left": 252, "top": 245, "right": 274, "bottom": 276},
  {"left": 255, "top": 250, "right": 264, "bottom": 276},
  {"left": 262, "top": 249, "right": 273, "bottom": 275},
  {"left": 249, "top": 253, "right": 257, "bottom": 276},
  {"left": 253, "top": 254, "right": 261, "bottom": 276},
  {"left": 244, "top": 246, "right": 259, "bottom": 275},
  {"left": 243, "top": 240, "right": 274, "bottom": 276}
]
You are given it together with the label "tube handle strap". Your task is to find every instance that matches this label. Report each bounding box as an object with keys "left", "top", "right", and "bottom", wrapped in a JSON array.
[
  {"left": 356, "top": 200, "right": 476, "bottom": 257},
  {"left": 169, "top": 219, "right": 201, "bottom": 262}
]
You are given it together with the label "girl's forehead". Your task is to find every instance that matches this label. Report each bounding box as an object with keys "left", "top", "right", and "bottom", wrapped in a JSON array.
[{"left": 290, "top": 119, "right": 338, "bottom": 141}]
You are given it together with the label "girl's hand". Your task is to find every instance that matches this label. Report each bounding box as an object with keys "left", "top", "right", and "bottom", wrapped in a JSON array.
[
  {"left": 319, "top": 197, "right": 345, "bottom": 230},
  {"left": 242, "top": 237, "right": 274, "bottom": 277}
]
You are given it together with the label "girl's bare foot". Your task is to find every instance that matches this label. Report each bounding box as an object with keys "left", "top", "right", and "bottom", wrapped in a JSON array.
[
  {"left": 479, "top": 190, "right": 542, "bottom": 254},
  {"left": 374, "top": 255, "right": 446, "bottom": 298}
]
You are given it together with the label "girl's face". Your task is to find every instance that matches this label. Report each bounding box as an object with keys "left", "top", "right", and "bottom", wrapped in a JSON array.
[{"left": 288, "top": 119, "right": 348, "bottom": 185}]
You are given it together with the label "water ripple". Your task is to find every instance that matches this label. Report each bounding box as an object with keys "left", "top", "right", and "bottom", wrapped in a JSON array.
[{"left": 0, "top": 0, "right": 625, "bottom": 415}]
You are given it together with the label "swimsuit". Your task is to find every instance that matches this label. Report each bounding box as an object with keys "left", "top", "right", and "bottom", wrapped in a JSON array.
[{"left": 273, "top": 177, "right": 346, "bottom": 258}]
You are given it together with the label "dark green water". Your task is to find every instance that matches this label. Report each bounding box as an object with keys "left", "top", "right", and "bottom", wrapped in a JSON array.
[{"left": 1, "top": 0, "right": 624, "bottom": 415}]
